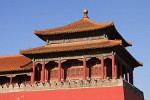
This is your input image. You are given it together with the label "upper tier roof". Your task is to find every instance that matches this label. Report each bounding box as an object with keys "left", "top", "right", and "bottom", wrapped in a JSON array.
[
  {"left": 35, "top": 9, "right": 113, "bottom": 35},
  {"left": 35, "top": 17, "right": 113, "bottom": 35},
  {"left": 0, "top": 54, "right": 32, "bottom": 73},
  {"left": 34, "top": 9, "right": 131, "bottom": 47}
]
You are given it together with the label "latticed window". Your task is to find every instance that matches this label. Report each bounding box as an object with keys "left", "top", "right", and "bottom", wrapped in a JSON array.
[
  {"left": 50, "top": 68, "right": 58, "bottom": 79},
  {"left": 91, "top": 65, "right": 101, "bottom": 78},
  {"left": 76, "top": 68, "right": 80, "bottom": 76},
  {"left": 67, "top": 66, "right": 83, "bottom": 79}
]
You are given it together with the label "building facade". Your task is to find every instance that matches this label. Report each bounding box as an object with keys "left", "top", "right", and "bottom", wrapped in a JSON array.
[{"left": 0, "top": 10, "right": 144, "bottom": 100}]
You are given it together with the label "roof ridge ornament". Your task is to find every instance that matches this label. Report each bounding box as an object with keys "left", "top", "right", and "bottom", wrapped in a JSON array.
[{"left": 83, "top": 9, "right": 89, "bottom": 18}]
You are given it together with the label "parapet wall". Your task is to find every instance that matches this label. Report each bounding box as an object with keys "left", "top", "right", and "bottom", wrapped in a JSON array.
[{"left": 0, "top": 78, "right": 144, "bottom": 99}]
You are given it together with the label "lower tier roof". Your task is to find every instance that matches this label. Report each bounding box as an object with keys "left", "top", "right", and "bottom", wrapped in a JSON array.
[
  {"left": 20, "top": 39, "right": 122, "bottom": 54},
  {"left": 0, "top": 54, "right": 32, "bottom": 73}
]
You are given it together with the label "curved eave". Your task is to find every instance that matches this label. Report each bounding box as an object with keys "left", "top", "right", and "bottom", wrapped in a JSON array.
[
  {"left": 137, "top": 61, "right": 143, "bottom": 67},
  {"left": 110, "top": 25, "right": 132, "bottom": 47},
  {"left": 118, "top": 46, "right": 143, "bottom": 68}
]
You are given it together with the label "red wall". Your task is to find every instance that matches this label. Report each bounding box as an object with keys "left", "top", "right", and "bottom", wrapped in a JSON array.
[
  {"left": 0, "top": 86, "right": 144, "bottom": 100},
  {"left": 124, "top": 87, "right": 144, "bottom": 100},
  {"left": 0, "top": 86, "right": 124, "bottom": 100}
]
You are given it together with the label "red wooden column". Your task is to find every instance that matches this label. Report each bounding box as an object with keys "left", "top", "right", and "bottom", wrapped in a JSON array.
[
  {"left": 114, "top": 58, "right": 118, "bottom": 78},
  {"left": 31, "top": 61, "right": 35, "bottom": 84},
  {"left": 61, "top": 67, "right": 64, "bottom": 81},
  {"left": 119, "top": 63, "right": 123, "bottom": 78},
  {"left": 58, "top": 60, "right": 61, "bottom": 82},
  {"left": 41, "top": 61, "right": 45, "bottom": 82},
  {"left": 104, "top": 66, "right": 107, "bottom": 79},
  {"left": 115, "top": 65, "right": 117, "bottom": 78},
  {"left": 10, "top": 75, "right": 12, "bottom": 85},
  {"left": 45, "top": 69, "right": 48, "bottom": 81},
  {"left": 101, "top": 56, "right": 104, "bottom": 79},
  {"left": 129, "top": 70, "right": 133, "bottom": 85},
  {"left": 112, "top": 54, "right": 115, "bottom": 78},
  {"left": 83, "top": 57, "right": 87, "bottom": 80},
  {"left": 125, "top": 68, "right": 128, "bottom": 82}
]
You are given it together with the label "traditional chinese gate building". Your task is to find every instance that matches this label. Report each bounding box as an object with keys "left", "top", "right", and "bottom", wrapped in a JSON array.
[{"left": 0, "top": 10, "right": 144, "bottom": 100}]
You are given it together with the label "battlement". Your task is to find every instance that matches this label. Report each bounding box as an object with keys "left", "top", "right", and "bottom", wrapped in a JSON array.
[{"left": 0, "top": 78, "right": 144, "bottom": 99}]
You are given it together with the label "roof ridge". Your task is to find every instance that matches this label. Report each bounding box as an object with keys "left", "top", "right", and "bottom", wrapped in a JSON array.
[
  {"left": 0, "top": 54, "right": 23, "bottom": 58},
  {"left": 34, "top": 17, "right": 113, "bottom": 35}
]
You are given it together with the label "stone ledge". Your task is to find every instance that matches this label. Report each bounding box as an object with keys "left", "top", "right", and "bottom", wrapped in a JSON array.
[{"left": 0, "top": 78, "right": 144, "bottom": 99}]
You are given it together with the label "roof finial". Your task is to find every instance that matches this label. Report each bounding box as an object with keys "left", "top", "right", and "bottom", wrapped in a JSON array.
[{"left": 83, "top": 9, "right": 89, "bottom": 18}]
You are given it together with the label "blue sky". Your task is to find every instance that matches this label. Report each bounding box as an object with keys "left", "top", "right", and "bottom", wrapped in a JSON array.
[{"left": 0, "top": 0, "right": 149, "bottom": 99}]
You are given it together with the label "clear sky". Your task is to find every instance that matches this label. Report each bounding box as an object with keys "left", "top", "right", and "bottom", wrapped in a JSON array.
[{"left": 0, "top": 0, "right": 149, "bottom": 99}]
